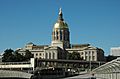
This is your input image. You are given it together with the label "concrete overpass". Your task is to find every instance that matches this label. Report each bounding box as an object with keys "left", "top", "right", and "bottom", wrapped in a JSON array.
[
  {"left": 38, "top": 59, "right": 105, "bottom": 64},
  {"left": 37, "top": 59, "right": 105, "bottom": 70},
  {"left": 0, "top": 58, "right": 35, "bottom": 71}
]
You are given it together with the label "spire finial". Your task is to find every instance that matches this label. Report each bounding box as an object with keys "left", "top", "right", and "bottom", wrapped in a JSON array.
[
  {"left": 58, "top": 8, "right": 64, "bottom": 21},
  {"left": 59, "top": 8, "right": 62, "bottom": 15}
]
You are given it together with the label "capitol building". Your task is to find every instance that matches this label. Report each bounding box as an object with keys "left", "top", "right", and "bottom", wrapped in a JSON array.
[{"left": 17, "top": 8, "right": 104, "bottom": 62}]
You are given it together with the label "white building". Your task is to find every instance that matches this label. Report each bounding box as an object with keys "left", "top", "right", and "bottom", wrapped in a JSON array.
[
  {"left": 110, "top": 47, "right": 120, "bottom": 56},
  {"left": 17, "top": 8, "right": 104, "bottom": 62}
]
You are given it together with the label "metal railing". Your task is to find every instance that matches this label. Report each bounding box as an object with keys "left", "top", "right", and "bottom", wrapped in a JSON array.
[{"left": 92, "top": 57, "right": 120, "bottom": 79}]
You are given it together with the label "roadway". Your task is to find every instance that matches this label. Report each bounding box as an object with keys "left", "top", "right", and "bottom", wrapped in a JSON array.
[{"left": 62, "top": 73, "right": 104, "bottom": 79}]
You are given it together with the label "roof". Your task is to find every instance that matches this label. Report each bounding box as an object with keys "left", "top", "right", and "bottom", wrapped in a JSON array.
[
  {"left": 54, "top": 21, "right": 68, "bottom": 29},
  {"left": 53, "top": 8, "right": 69, "bottom": 29}
]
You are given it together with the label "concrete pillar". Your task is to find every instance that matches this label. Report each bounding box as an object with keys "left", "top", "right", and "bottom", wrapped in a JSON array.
[
  {"left": 21, "top": 68, "right": 23, "bottom": 71},
  {"left": 116, "top": 72, "right": 117, "bottom": 79},
  {"left": 30, "top": 58, "right": 35, "bottom": 71}
]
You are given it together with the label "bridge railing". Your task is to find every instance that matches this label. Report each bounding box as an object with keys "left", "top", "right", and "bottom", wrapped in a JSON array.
[
  {"left": 92, "top": 57, "right": 120, "bottom": 79},
  {"left": 0, "top": 58, "right": 35, "bottom": 71},
  {"left": 0, "top": 62, "right": 30, "bottom": 65}
]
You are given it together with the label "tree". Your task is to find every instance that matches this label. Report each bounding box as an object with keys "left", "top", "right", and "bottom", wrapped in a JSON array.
[
  {"left": 2, "top": 49, "right": 25, "bottom": 62},
  {"left": 13, "top": 51, "right": 25, "bottom": 62},
  {"left": 68, "top": 52, "right": 83, "bottom": 60},
  {"left": 2, "top": 49, "right": 14, "bottom": 62},
  {"left": 105, "top": 55, "right": 117, "bottom": 62},
  {"left": 24, "top": 50, "right": 33, "bottom": 61}
]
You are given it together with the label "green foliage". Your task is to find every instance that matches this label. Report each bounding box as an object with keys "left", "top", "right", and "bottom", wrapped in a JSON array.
[
  {"left": 2, "top": 49, "right": 33, "bottom": 62},
  {"left": 14, "top": 51, "right": 25, "bottom": 62},
  {"left": 24, "top": 50, "right": 34, "bottom": 61},
  {"left": 2, "top": 49, "right": 14, "bottom": 62},
  {"left": 105, "top": 55, "right": 117, "bottom": 62},
  {"left": 68, "top": 52, "right": 83, "bottom": 60}
]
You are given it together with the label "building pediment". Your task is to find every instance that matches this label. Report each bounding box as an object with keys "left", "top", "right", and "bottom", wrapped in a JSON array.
[
  {"left": 44, "top": 46, "right": 59, "bottom": 50},
  {"left": 84, "top": 46, "right": 97, "bottom": 50}
]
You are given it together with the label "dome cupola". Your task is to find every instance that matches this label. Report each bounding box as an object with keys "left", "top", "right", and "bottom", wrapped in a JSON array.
[
  {"left": 53, "top": 8, "right": 68, "bottom": 29},
  {"left": 51, "top": 8, "right": 70, "bottom": 49}
]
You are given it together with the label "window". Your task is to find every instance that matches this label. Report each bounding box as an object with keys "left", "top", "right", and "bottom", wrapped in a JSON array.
[
  {"left": 39, "top": 53, "right": 41, "bottom": 56},
  {"left": 56, "top": 31, "right": 58, "bottom": 40},
  {"left": 89, "top": 56, "right": 91, "bottom": 61},
  {"left": 36, "top": 53, "right": 38, "bottom": 56},
  {"left": 60, "top": 30, "right": 62, "bottom": 40},
  {"left": 81, "top": 52, "right": 83, "bottom": 55},
  {"left": 65, "top": 31, "right": 68, "bottom": 40},
  {"left": 92, "top": 56, "right": 95, "bottom": 61},
  {"left": 56, "top": 36, "right": 58, "bottom": 40},
  {"left": 49, "top": 53, "right": 51, "bottom": 59},
  {"left": 92, "top": 51, "right": 94, "bottom": 55},
  {"left": 53, "top": 53, "right": 55, "bottom": 59}
]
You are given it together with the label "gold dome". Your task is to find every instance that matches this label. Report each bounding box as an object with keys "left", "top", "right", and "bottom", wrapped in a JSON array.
[
  {"left": 53, "top": 8, "right": 68, "bottom": 29},
  {"left": 54, "top": 21, "right": 68, "bottom": 29}
]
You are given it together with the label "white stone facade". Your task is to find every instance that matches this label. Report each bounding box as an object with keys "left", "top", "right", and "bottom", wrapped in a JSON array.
[
  {"left": 67, "top": 44, "right": 104, "bottom": 61},
  {"left": 17, "top": 8, "right": 104, "bottom": 62},
  {"left": 18, "top": 43, "right": 67, "bottom": 60},
  {"left": 110, "top": 47, "right": 120, "bottom": 56}
]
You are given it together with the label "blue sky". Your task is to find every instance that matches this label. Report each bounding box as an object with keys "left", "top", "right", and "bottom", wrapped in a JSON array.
[{"left": 0, "top": 0, "right": 120, "bottom": 55}]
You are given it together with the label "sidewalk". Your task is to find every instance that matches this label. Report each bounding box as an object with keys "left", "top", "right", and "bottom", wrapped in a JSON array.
[{"left": 62, "top": 73, "right": 94, "bottom": 79}]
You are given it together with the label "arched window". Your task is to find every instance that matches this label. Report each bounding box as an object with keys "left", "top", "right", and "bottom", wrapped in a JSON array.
[
  {"left": 65, "top": 31, "right": 68, "bottom": 40},
  {"left": 60, "top": 30, "right": 62, "bottom": 40},
  {"left": 56, "top": 31, "right": 58, "bottom": 40}
]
